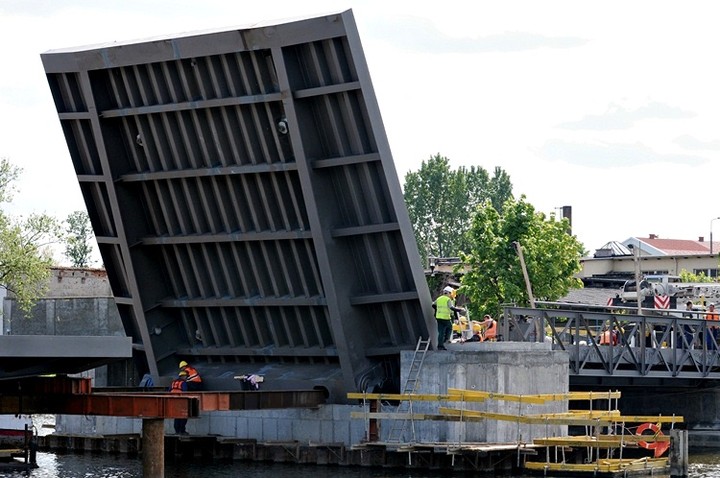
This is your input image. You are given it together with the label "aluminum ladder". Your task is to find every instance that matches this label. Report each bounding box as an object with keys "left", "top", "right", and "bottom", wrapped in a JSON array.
[{"left": 385, "top": 336, "right": 431, "bottom": 444}]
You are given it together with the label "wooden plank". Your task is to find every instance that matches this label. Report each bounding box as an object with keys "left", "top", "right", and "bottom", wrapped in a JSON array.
[
  {"left": 534, "top": 391, "right": 623, "bottom": 401},
  {"left": 533, "top": 434, "right": 670, "bottom": 447},
  {"left": 348, "top": 389, "right": 622, "bottom": 405},
  {"left": 524, "top": 457, "right": 669, "bottom": 473},
  {"left": 447, "top": 388, "right": 547, "bottom": 404},
  {"left": 612, "top": 415, "right": 684, "bottom": 424},
  {"left": 347, "top": 392, "right": 488, "bottom": 402},
  {"left": 439, "top": 407, "right": 617, "bottom": 425},
  {"left": 0, "top": 448, "right": 23, "bottom": 458},
  {"left": 350, "top": 411, "right": 464, "bottom": 421}
]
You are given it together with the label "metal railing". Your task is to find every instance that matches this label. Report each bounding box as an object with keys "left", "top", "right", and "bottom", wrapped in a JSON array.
[{"left": 502, "top": 303, "right": 720, "bottom": 379}]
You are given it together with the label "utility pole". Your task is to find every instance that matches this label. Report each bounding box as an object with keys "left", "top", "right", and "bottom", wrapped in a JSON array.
[
  {"left": 513, "top": 242, "right": 535, "bottom": 309},
  {"left": 513, "top": 241, "right": 540, "bottom": 343},
  {"left": 633, "top": 242, "right": 642, "bottom": 315}
]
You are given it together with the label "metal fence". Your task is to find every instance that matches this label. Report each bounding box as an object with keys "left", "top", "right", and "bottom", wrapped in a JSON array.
[{"left": 502, "top": 304, "right": 720, "bottom": 380}]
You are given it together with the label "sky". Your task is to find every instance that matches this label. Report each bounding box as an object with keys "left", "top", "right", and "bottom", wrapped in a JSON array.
[{"left": 1, "top": 1, "right": 719, "bottom": 263}]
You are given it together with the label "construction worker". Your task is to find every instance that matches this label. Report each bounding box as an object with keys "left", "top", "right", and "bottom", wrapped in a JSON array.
[
  {"left": 599, "top": 325, "right": 618, "bottom": 345},
  {"left": 179, "top": 360, "right": 203, "bottom": 391},
  {"left": 433, "top": 286, "right": 464, "bottom": 350},
  {"left": 169, "top": 371, "right": 189, "bottom": 435},
  {"left": 705, "top": 303, "right": 719, "bottom": 350},
  {"left": 480, "top": 315, "right": 497, "bottom": 341}
]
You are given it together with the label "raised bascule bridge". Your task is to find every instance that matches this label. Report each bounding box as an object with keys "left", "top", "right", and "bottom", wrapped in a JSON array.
[
  {"left": 0, "top": 10, "right": 711, "bottom": 474},
  {"left": 38, "top": 9, "right": 720, "bottom": 398},
  {"left": 40, "top": 10, "right": 435, "bottom": 402}
]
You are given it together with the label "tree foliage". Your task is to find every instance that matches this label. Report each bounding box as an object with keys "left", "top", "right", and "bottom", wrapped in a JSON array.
[
  {"left": 0, "top": 158, "right": 60, "bottom": 315},
  {"left": 460, "top": 196, "right": 584, "bottom": 318},
  {"left": 64, "top": 210, "right": 95, "bottom": 268},
  {"left": 679, "top": 270, "right": 715, "bottom": 283},
  {"left": 403, "top": 154, "right": 513, "bottom": 266}
]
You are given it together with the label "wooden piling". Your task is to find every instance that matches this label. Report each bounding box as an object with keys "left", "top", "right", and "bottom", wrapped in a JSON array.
[
  {"left": 142, "top": 418, "right": 165, "bottom": 478},
  {"left": 669, "top": 429, "right": 688, "bottom": 477}
]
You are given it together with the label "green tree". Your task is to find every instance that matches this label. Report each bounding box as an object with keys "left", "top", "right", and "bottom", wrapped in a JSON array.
[
  {"left": 64, "top": 210, "right": 95, "bottom": 268},
  {"left": 403, "top": 154, "right": 513, "bottom": 266},
  {"left": 460, "top": 196, "right": 584, "bottom": 317},
  {"left": 678, "top": 270, "right": 715, "bottom": 283},
  {"left": 0, "top": 158, "right": 59, "bottom": 314}
]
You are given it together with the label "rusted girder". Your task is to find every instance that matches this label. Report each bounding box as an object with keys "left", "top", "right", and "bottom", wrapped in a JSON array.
[
  {"left": 0, "top": 393, "right": 200, "bottom": 418},
  {"left": 0, "top": 376, "right": 92, "bottom": 394},
  {"left": 0, "top": 377, "right": 324, "bottom": 417},
  {"left": 95, "top": 387, "right": 327, "bottom": 410}
]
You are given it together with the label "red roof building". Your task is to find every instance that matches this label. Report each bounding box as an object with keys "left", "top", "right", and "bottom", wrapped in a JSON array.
[{"left": 630, "top": 234, "right": 714, "bottom": 256}]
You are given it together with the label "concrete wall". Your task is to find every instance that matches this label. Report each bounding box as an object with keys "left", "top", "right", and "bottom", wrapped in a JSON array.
[
  {"left": 400, "top": 343, "right": 569, "bottom": 443},
  {"left": 56, "top": 405, "right": 367, "bottom": 446},
  {"left": 55, "top": 344, "right": 570, "bottom": 447}
]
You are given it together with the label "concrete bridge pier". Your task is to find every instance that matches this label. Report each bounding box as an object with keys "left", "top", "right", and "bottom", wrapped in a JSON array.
[{"left": 142, "top": 418, "right": 165, "bottom": 478}]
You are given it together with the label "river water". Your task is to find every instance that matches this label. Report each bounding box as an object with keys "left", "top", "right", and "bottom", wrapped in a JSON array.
[
  {"left": 0, "top": 451, "right": 717, "bottom": 478},
  {"left": 1, "top": 416, "right": 716, "bottom": 477}
]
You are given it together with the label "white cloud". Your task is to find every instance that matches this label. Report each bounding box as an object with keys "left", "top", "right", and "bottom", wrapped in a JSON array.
[
  {"left": 366, "top": 16, "right": 587, "bottom": 53},
  {"left": 559, "top": 101, "right": 696, "bottom": 131},
  {"left": 538, "top": 139, "right": 708, "bottom": 168},
  {"left": 674, "top": 135, "right": 720, "bottom": 151},
  {"left": 1, "top": 0, "right": 720, "bottom": 259}
]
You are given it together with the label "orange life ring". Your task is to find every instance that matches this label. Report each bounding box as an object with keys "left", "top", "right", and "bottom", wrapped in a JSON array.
[{"left": 636, "top": 422, "right": 670, "bottom": 458}]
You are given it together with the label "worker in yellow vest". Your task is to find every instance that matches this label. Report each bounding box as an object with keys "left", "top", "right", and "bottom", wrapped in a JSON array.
[{"left": 433, "top": 286, "right": 465, "bottom": 350}]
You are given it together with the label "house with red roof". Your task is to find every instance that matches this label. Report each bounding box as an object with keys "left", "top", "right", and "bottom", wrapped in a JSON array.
[
  {"left": 622, "top": 234, "right": 716, "bottom": 256},
  {"left": 580, "top": 234, "right": 719, "bottom": 287}
]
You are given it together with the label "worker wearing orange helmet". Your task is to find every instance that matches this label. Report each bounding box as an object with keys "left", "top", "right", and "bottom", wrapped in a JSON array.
[{"left": 179, "top": 360, "right": 203, "bottom": 391}]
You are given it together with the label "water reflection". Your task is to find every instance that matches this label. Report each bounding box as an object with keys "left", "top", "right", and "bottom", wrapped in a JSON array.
[
  {"left": 690, "top": 452, "right": 720, "bottom": 477},
  {"left": 1, "top": 451, "right": 718, "bottom": 478}
]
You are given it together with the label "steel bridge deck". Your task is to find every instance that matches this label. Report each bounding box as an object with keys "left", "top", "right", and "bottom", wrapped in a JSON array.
[{"left": 504, "top": 304, "right": 720, "bottom": 384}]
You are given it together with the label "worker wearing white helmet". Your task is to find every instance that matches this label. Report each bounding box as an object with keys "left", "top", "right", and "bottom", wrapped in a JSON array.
[{"left": 433, "top": 286, "right": 465, "bottom": 350}]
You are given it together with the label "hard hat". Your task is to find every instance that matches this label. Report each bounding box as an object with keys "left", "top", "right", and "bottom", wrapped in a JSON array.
[
  {"left": 179, "top": 360, "right": 188, "bottom": 368},
  {"left": 179, "top": 370, "right": 188, "bottom": 376},
  {"left": 443, "top": 286, "right": 454, "bottom": 294}
]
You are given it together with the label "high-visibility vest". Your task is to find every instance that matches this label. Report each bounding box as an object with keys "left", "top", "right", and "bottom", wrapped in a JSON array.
[
  {"left": 484, "top": 320, "right": 497, "bottom": 340},
  {"left": 170, "top": 379, "right": 186, "bottom": 393},
  {"left": 434, "top": 295, "right": 453, "bottom": 320},
  {"left": 600, "top": 329, "right": 618, "bottom": 345},
  {"left": 182, "top": 366, "right": 202, "bottom": 383}
]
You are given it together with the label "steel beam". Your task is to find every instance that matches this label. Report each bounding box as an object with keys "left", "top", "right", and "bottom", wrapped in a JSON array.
[{"left": 0, "top": 393, "right": 200, "bottom": 418}]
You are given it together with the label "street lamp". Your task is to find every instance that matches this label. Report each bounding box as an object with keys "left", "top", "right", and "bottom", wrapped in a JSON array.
[{"left": 711, "top": 217, "right": 720, "bottom": 255}]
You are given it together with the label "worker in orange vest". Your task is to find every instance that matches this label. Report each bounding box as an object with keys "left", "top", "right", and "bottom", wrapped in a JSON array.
[
  {"left": 705, "top": 303, "right": 719, "bottom": 350},
  {"left": 169, "top": 371, "right": 189, "bottom": 435},
  {"left": 179, "top": 360, "right": 203, "bottom": 391},
  {"left": 480, "top": 315, "right": 497, "bottom": 341},
  {"left": 599, "top": 323, "right": 619, "bottom": 346}
]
